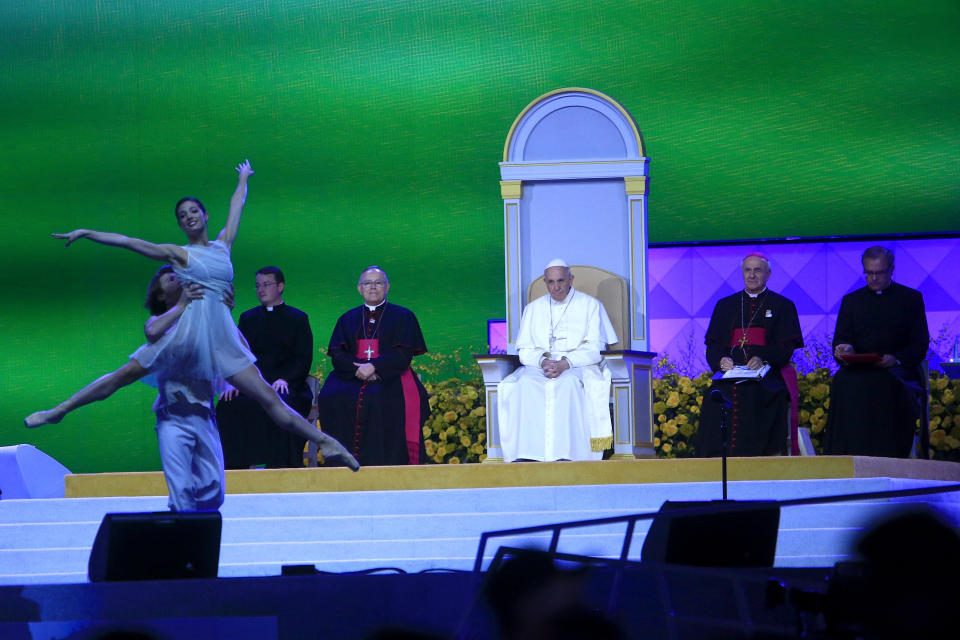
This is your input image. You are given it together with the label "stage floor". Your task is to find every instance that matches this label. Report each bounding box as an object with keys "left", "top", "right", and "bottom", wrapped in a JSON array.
[{"left": 65, "top": 455, "right": 960, "bottom": 498}]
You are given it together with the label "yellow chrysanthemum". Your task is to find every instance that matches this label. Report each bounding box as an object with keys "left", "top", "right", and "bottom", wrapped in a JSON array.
[
  {"left": 666, "top": 392, "right": 680, "bottom": 408},
  {"left": 662, "top": 443, "right": 672, "bottom": 453}
]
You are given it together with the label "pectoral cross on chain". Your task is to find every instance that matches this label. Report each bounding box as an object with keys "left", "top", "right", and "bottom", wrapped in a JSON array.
[
  {"left": 737, "top": 330, "right": 749, "bottom": 349},
  {"left": 364, "top": 345, "right": 375, "bottom": 360}
]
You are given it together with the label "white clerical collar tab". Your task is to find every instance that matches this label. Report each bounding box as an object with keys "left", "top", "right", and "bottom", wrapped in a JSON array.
[
  {"left": 266, "top": 306, "right": 275, "bottom": 312},
  {"left": 746, "top": 288, "right": 766, "bottom": 298},
  {"left": 366, "top": 300, "right": 387, "bottom": 312}
]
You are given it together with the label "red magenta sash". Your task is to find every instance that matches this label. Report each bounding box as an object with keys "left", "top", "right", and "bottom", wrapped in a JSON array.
[
  {"left": 729, "top": 327, "right": 766, "bottom": 348},
  {"left": 356, "top": 339, "right": 379, "bottom": 360},
  {"left": 400, "top": 369, "right": 421, "bottom": 464}
]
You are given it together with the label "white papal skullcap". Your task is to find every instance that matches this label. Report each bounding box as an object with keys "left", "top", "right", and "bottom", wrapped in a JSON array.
[{"left": 545, "top": 258, "right": 569, "bottom": 269}]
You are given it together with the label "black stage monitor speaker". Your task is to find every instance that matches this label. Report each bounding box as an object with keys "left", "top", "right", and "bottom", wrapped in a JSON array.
[
  {"left": 641, "top": 500, "right": 780, "bottom": 568},
  {"left": 88, "top": 511, "right": 222, "bottom": 582}
]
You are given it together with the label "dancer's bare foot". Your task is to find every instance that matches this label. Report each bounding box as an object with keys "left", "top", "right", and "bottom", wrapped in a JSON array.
[
  {"left": 317, "top": 433, "right": 360, "bottom": 471},
  {"left": 24, "top": 408, "right": 65, "bottom": 428}
]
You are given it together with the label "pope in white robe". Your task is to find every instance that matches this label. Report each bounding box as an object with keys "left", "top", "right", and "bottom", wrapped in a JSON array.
[{"left": 498, "top": 260, "right": 618, "bottom": 462}]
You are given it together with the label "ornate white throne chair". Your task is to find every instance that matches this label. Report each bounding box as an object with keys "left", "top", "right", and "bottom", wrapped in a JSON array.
[{"left": 475, "top": 88, "right": 657, "bottom": 462}]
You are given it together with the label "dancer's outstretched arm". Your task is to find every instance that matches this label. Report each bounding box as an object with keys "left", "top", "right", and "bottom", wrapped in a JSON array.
[
  {"left": 52, "top": 230, "right": 188, "bottom": 266},
  {"left": 217, "top": 159, "right": 254, "bottom": 249}
]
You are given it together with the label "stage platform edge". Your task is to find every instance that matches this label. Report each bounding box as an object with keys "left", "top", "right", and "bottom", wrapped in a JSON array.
[{"left": 65, "top": 456, "right": 960, "bottom": 499}]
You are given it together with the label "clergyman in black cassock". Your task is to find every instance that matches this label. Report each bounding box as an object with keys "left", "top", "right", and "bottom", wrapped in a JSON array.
[
  {"left": 217, "top": 267, "right": 314, "bottom": 468},
  {"left": 824, "top": 247, "right": 929, "bottom": 458},
  {"left": 696, "top": 253, "right": 803, "bottom": 457},
  {"left": 317, "top": 266, "right": 429, "bottom": 466}
]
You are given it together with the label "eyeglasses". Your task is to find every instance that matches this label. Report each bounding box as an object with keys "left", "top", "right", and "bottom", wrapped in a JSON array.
[
  {"left": 360, "top": 281, "right": 386, "bottom": 288},
  {"left": 863, "top": 269, "right": 890, "bottom": 277}
]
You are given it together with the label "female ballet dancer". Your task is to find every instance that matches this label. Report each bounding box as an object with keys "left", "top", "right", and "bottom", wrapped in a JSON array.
[{"left": 31, "top": 159, "right": 359, "bottom": 472}]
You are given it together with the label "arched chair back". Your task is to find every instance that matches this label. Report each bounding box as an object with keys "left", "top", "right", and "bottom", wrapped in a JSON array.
[{"left": 527, "top": 265, "right": 628, "bottom": 351}]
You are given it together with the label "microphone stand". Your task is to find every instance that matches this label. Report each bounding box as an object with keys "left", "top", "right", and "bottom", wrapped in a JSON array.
[
  {"left": 711, "top": 386, "right": 733, "bottom": 501},
  {"left": 719, "top": 401, "right": 728, "bottom": 501}
]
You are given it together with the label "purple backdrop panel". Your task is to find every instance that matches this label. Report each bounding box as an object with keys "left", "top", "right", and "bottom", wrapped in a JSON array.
[{"left": 648, "top": 237, "right": 960, "bottom": 375}]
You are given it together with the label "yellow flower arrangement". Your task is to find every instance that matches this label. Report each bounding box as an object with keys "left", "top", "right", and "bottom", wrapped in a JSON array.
[
  {"left": 928, "top": 373, "right": 960, "bottom": 462},
  {"left": 652, "top": 356, "right": 960, "bottom": 461},
  {"left": 421, "top": 377, "right": 488, "bottom": 463},
  {"left": 651, "top": 358, "right": 713, "bottom": 458}
]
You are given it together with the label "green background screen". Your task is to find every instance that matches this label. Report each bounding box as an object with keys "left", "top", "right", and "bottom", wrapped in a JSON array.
[{"left": 2, "top": 1, "right": 958, "bottom": 473}]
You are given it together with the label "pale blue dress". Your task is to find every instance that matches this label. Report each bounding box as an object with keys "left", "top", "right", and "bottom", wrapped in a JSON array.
[{"left": 131, "top": 240, "right": 255, "bottom": 389}]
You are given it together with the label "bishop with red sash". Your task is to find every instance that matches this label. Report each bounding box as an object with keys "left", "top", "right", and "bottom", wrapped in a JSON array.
[
  {"left": 316, "top": 266, "right": 429, "bottom": 466},
  {"left": 696, "top": 253, "right": 803, "bottom": 457}
]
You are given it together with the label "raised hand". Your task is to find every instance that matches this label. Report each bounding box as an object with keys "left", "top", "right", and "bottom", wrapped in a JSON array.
[
  {"left": 235, "top": 159, "right": 254, "bottom": 178},
  {"left": 52, "top": 230, "right": 88, "bottom": 247}
]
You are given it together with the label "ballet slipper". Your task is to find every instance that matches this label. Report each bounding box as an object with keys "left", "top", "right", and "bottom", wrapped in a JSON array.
[
  {"left": 24, "top": 409, "right": 64, "bottom": 428},
  {"left": 317, "top": 434, "right": 360, "bottom": 471}
]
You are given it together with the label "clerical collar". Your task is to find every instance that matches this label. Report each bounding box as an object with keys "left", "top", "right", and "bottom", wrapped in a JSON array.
[
  {"left": 365, "top": 299, "right": 387, "bottom": 312},
  {"left": 263, "top": 302, "right": 284, "bottom": 312},
  {"left": 745, "top": 288, "right": 766, "bottom": 298},
  {"left": 550, "top": 288, "right": 576, "bottom": 306}
]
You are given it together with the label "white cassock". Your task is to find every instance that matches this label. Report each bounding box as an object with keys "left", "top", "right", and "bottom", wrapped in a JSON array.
[{"left": 498, "top": 288, "right": 617, "bottom": 462}]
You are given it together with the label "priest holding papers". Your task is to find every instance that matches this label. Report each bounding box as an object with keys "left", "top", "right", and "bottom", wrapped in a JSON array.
[
  {"left": 498, "top": 259, "right": 618, "bottom": 462},
  {"left": 696, "top": 253, "right": 803, "bottom": 457},
  {"left": 824, "top": 246, "right": 929, "bottom": 458}
]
